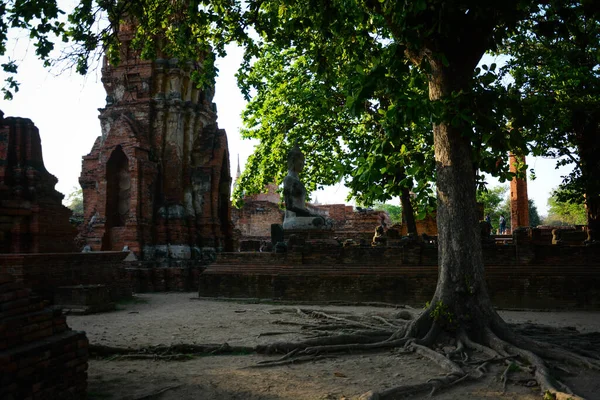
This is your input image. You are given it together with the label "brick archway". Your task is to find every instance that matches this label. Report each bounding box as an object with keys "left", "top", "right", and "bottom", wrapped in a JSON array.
[{"left": 102, "top": 145, "right": 130, "bottom": 250}]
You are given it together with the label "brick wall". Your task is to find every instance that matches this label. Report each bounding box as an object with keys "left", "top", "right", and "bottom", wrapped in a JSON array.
[
  {"left": 124, "top": 261, "right": 205, "bottom": 292},
  {"left": 231, "top": 201, "right": 283, "bottom": 239},
  {"left": 400, "top": 214, "right": 438, "bottom": 236},
  {"left": 200, "top": 243, "right": 600, "bottom": 309},
  {"left": 0, "top": 274, "right": 88, "bottom": 399},
  {"left": 0, "top": 252, "right": 131, "bottom": 303}
]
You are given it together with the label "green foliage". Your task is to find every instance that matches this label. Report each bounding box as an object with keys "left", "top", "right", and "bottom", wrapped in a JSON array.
[
  {"left": 477, "top": 185, "right": 541, "bottom": 230},
  {"left": 528, "top": 199, "right": 541, "bottom": 227},
  {"left": 372, "top": 202, "right": 402, "bottom": 224},
  {"left": 428, "top": 301, "right": 454, "bottom": 325},
  {"left": 234, "top": 0, "right": 532, "bottom": 213},
  {"left": 65, "top": 187, "right": 84, "bottom": 215},
  {"left": 546, "top": 188, "right": 587, "bottom": 226},
  {"left": 1, "top": 0, "right": 245, "bottom": 99},
  {"left": 1, "top": 0, "right": 66, "bottom": 99},
  {"left": 477, "top": 185, "right": 508, "bottom": 232},
  {"left": 65, "top": 187, "right": 84, "bottom": 226},
  {"left": 501, "top": 1, "right": 600, "bottom": 224},
  {"left": 234, "top": 21, "right": 439, "bottom": 211}
]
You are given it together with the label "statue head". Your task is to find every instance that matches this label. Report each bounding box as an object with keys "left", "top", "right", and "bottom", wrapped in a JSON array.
[{"left": 287, "top": 144, "right": 305, "bottom": 173}]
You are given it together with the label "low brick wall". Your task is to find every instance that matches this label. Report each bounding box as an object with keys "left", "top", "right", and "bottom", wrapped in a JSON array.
[
  {"left": 124, "top": 262, "right": 205, "bottom": 292},
  {"left": 200, "top": 243, "right": 600, "bottom": 309},
  {"left": 0, "top": 274, "right": 88, "bottom": 399},
  {"left": 0, "top": 252, "right": 132, "bottom": 304}
]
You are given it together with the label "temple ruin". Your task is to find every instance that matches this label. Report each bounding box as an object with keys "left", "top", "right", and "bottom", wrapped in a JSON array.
[
  {"left": 0, "top": 111, "right": 76, "bottom": 253},
  {"left": 79, "top": 21, "right": 233, "bottom": 259}
]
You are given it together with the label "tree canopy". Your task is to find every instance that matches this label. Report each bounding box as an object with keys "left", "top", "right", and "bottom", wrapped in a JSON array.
[
  {"left": 501, "top": 0, "right": 600, "bottom": 238},
  {"left": 546, "top": 187, "right": 587, "bottom": 226}
]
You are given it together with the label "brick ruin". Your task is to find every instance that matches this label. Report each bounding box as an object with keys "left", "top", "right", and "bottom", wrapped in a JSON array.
[
  {"left": 0, "top": 273, "right": 88, "bottom": 399},
  {"left": 200, "top": 230, "right": 600, "bottom": 309},
  {"left": 232, "top": 195, "right": 397, "bottom": 249},
  {"left": 79, "top": 21, "right": 233, "bottom": 259},
  {"left": 509, "top": 153, "right": 530, "bottom": 232},
  {"left": 0, "top": 111, "right": 76, "bottom": 253}
]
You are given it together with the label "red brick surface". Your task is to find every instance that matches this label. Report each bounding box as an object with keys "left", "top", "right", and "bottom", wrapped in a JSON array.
[
  {"left": 0, "top": 111, "right": 77, "bottom": 254},
  {"left": 510, "top": 154, "right": 530, "bottom": 231},
  {"left": 0, "top": 274, "right": 88, "bottom": 399},
  {"left": 0, "top": 252, "right": 131, "bottom": 304},
  {"left": 200, "top": 241, "right": 600, "bottom": 309},
  {"left": 79, "top": 20, "right": 233, "bottom": 257}
]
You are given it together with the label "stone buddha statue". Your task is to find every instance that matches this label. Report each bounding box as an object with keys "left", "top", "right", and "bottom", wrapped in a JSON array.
[{"left": 282, "top": 145, "right": 328, "bottom": 230}]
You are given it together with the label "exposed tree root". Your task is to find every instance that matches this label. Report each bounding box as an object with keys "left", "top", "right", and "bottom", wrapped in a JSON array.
[
  {"left": 132, "top": 384, "right": 182, "bottom": 400},
  {"left": 257, "top": 331, "right": 296, "bottom": 337},
  {"left": 246, "top": 354, "right": 332, "bottom": 368},
  {"left": 90, "top": 304, "right": 598, "bottom": 399},
  {"left": 248, "top": 305, "right": 600, "bottom": 399},
  {"left": 483, "top": 327, "right": 589, "bottom": 400},
  {"left": 89, "top": 343, "right": 255, "bottom": 358}
]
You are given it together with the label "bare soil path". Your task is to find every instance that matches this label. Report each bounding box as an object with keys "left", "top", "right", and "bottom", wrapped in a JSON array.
[{"left": 68, "top": 293, "right": 600, "bottom": 400}]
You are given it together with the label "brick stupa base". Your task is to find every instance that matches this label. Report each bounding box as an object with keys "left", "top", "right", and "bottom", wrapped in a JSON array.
[{"left": 0, "top": 274, "right": 88, "bottom": 399}]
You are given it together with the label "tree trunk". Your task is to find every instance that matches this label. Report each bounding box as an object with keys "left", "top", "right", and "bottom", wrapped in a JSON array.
[
  {"left": 400, "top": 185, "right": 417, "bottom": 235},
  {"left": 587, "top": 195, "right": 600, "bottom": 242},
  {"left": 419, "top": 56, "right": 500, "bottom": 336},
  {"left": 575, "top": 117, "right": 600, "bottom": 242}
]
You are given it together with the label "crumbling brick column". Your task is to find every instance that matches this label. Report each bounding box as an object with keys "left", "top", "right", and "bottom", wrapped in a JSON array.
[{"left": 509, "top": 153, "right": 529, "bottom": 232}]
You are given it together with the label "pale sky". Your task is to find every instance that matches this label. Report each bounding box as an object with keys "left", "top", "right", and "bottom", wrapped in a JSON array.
[{"left": 1, "top": 36, "right": 572, "bottom": 216}]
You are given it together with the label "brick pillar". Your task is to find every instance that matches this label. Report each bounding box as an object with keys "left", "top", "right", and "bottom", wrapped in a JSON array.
[{"left": 509, "top": 153, "right": 529, "bottom": 232}]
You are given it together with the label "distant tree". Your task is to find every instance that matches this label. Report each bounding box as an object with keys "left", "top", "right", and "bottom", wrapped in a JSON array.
[
  {"left": 546, "top": 188, "right": 587, "bottom": 226},
  {"left": 528, "top": 199, "right": 541, "bottom": 227},
  {"left": 477, "top": 185, "right": 508, "bottom": 232},
  {"left": 65, "top": 187, "right": 84, "bottom": 226},
  {"left": 372, "top": 202, "right": 402, "bottom": 225},
  {"left": 65, "top": 187, "right": 83, "bottom": 214}
]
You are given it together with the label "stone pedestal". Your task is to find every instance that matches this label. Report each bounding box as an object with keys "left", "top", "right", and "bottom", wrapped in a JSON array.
[{"left": 283, "top": 228, "right": 334, "bottom": 241}]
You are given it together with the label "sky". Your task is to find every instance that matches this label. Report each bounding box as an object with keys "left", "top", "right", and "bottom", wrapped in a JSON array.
[{"left": 1, "top": 35, "right": 573, "bottom": 216}]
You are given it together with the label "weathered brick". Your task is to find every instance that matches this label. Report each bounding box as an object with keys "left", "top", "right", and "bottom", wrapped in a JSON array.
[
  {"left": 78, "top": 20, "right": 233, "bottom": 258},
  {"left": 0, "top": 112, "right": 77, "bottom": 253}
]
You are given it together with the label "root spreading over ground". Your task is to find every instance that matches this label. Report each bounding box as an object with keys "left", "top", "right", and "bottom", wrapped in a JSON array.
[{"left": 90, "top": 304, "right": 600, "bottom": 399}]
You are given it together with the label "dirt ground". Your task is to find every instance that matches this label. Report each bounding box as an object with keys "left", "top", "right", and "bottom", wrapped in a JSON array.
[{"left": 67, "top": 293, "right": 600, "bottom": 400}]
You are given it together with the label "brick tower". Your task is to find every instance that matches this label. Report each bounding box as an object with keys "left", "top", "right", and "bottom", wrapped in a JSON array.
[
  {"left": 79, "top": 21, "right": 233, "bottom": 259},
  {"left": 0, "top": 111, "right": 76, "bottom": 253},
  {"left": 509, "top": 153, "right": 529, "bottom": 232}
]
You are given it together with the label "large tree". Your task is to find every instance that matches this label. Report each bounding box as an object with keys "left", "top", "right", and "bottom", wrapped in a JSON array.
[
  {"left": 241, "top": 3, "right": 597, "bottom": 397},
  {"left": 3, "top": 1, "right": 598, "bottom": 398}
]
